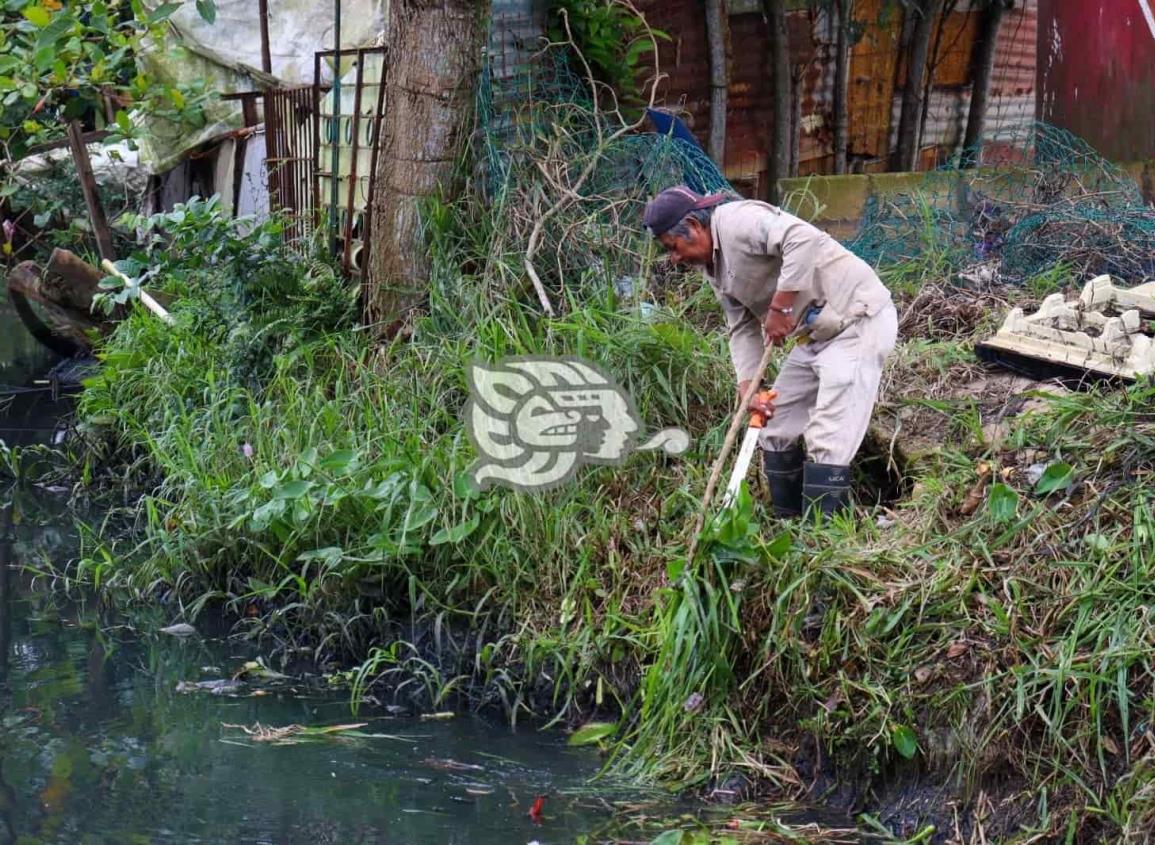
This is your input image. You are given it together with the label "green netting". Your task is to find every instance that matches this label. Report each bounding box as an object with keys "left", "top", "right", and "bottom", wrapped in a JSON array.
[
  {"left": 847, "top": 122, "right": 1155, "bottom": 285},
  {"left": 478, "top": 50, "right": 732, "bottom": 200}
]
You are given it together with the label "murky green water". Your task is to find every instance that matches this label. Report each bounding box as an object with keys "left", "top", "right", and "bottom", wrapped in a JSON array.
[{"left": 0, "top": 309, "right": 652, "bottom": 845}]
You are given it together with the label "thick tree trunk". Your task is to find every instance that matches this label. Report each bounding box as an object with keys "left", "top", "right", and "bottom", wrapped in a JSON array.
[
  {"left": 764, "top": 0, "right": 791, "bottom": 203},
  {"left": 961, "top": 0, "right": 1010, "bottom": 167},
  {"left": 366, "top": 0, "right": 488, "bottom": 335},
  {"left": 704, "top": 0, "right": 730, "bottom": 167},
  {"left": 891, "top": 0, "right": 943, "bottom": 172},
  {"left": 832, "top": 0, "right": 850, "bottom": 175}
]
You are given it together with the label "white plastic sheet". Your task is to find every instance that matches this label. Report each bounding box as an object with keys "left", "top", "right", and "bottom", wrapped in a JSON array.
[{"left": 135, "top": 0, "right": 387, "bottom": 173}]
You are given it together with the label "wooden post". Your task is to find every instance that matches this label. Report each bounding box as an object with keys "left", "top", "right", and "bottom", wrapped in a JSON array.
[
  {"left": 961, "top": 0, "right": 1011, "bottom": 167},
  {"left": 100, "top": 259, "right": 175, "bottom": 326},
  {"left": 66, "top": 120, "right": 115, "bottom": 262},
  {"left": 258, "top": 0, "right": 273, "bottom": 75},
  {"left": 234, "top": 96, "right": 259, "bottom": 213},
  {"left": 704, "top": 0, "right": 729, "bottom": 167},
  {"left": 833, "top": 0, "right": 850, "bottom": 175},
  {"left": 762, "top": 0, "right": 790, "bottom": 203}
]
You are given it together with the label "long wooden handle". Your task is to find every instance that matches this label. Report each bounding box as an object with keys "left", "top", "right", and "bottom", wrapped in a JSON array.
[
  {"left": 100, "top": 259, "right": 175, "bottom": 326},
  {"left": 684, "top": 342, "right": 779, "bottom": 565}
]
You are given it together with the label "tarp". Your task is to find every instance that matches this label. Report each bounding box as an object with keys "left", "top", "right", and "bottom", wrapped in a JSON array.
[
  {"left": 134, "top": 0, "right": 387, "bottom": 174},
  {"left": 12, "top": 141, "right": 149, "bottom": 195}
]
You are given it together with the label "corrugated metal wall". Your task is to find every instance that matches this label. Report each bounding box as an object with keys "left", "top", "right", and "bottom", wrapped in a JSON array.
[
  {"left": 633, "top": 0, "right": 1038, "bottom": 182},
  {"left": 1038, "top": 0, "right": 1155, "bottom": 161},
  {"left": 485, "top": 0, "right": 1042, "bottom": 183}
]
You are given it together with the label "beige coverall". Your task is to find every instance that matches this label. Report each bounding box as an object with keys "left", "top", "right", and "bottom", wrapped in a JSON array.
[{"left": 703, "top": 200, "right": 898, "bottom": 466}]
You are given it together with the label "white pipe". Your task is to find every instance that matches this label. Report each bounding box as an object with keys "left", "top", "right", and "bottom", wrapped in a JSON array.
[{"left": 101, "top": 259, "right": 175, "bottom": 327}]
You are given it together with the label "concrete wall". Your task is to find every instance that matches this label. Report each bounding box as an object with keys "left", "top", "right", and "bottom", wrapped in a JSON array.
[{"left": 779, "top": 159, "right": 1155, "bottom": 239}]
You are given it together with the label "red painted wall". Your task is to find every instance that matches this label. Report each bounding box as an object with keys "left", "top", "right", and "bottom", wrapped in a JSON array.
[{"left": 1038, "top": 0, "right": 1155, "bottom": 160}]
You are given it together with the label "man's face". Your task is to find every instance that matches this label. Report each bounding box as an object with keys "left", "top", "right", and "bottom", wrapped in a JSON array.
[{"left": 658, "top": 219, "right": 713, "bottom": 267}]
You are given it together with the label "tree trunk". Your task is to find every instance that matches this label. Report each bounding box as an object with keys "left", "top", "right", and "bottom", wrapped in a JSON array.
[
  {"left": 915, "top": 0, "right": 956, "bottom": 169},
  {"left": 704, "top": 0, "right": 730, "bottom": 167},
  {"left": 6, "top": 253, "right": 117, "bottom": 355},
  {"left": 961, "top": 0, "right": 1010, "bottom": 167},
  {"left": 366, "top": 0, "right": 488, "bottom": 336},
  {"left": 891, "top": 0, "right": 943, "bottom": 172},
  {"left": 764, "top": 0, "right": 791, "bottom": 203},
  {"left": 832, "top": 0, "right": 850, "bottom": 175}
]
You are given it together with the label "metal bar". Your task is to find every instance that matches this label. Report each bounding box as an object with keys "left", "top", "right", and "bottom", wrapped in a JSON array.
[
  {"left": 66, "top": 120, "right": 115, "bottom": 261},
  {"left": 300, "top": 87, "right": 312, "bottom": 244},
  {"left": 263, "top": 90, "right": 281, "bottom": 216},
  {"left": 329, "top": 1, "right": 342, "bottom": 257},
  {"left": 284, "top": 89, "right": 295, "bottom": 242},
  {"left": 361, "top": 47, "right": 388, "bottom": 277},
  {"left": 341, "top": 49, "right": 365, "bottom": 274},
  {"left": 313, "top": 53, "right": 322, "bottom": 239}
]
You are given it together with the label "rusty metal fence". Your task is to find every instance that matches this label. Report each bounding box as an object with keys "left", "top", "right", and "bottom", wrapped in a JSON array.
[
  {"left": 264, "top": 85, "right": 322, "bottom": 249},
  {"left": 263, "top": 47, "right": 388, "bottom": 280},
  {"left": 313, "top": 47, "right": 388, "bottom": 279}
]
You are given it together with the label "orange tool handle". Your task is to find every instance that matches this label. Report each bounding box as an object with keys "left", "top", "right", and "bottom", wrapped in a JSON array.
[{"left": 749, "top": 389, "right": 778, "bottom": 429}]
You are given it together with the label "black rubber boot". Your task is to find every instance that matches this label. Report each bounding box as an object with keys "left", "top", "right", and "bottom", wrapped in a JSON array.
[
  {"left": 762, "top": 445, "right": 804, "bottom": 518},
  {"left": 803, "top": 462, "right": 853, "bottom": 518}
]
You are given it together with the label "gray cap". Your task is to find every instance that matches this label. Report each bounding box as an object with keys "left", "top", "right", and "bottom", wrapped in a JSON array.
[{"left": 643, "top": 186, "right": 729, "bottom": 237}]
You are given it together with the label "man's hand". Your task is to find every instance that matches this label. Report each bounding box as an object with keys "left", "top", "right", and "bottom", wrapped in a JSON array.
[
  {"left": 764, "top": 290, "right": 799, "bottom": 346},
  {"left": 737, "top": 380, "right": 776, "bottom": 421},
  {"left": 763, "top": 308, "right": 793, "bottom": 346}
]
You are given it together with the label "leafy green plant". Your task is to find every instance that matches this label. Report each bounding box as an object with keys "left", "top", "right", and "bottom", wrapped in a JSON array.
[
  {"left": 97, "top": 195, "right": 356, "bottom": 387},
  {"left": 547, "top": 0, "right": 667, "bottom": 104},
  {"left": 0, "top": 0, "right": 217, "bottom": 160}
]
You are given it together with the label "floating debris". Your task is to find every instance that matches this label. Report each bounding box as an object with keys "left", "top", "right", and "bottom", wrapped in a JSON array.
[
  {"left": 159, "top": 623, "right": 197, "bottom": 637},
  {"left": 221, "top": 722, "right": 368, "bottom": 746},
  {"left": 176, "top": 679, "right": 244, "bottom": 696},
  {"left": 231, "top": 659, "right": 289, "bottom": 682},
  {"left": 422, "top": 757, "right": 485, "bottom": 772}
]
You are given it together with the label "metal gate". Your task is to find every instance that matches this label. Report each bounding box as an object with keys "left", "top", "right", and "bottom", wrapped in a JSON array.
[{"left": 264, "top": 85, "right": 321, "bottom": 249}]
